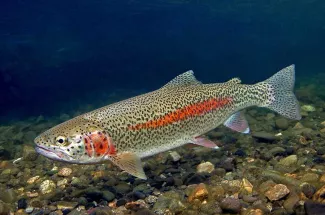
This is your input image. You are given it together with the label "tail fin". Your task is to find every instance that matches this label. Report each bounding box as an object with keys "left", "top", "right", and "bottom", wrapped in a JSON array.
[{"left": 262, "top": 65, "right": 301, "bottom": 120}]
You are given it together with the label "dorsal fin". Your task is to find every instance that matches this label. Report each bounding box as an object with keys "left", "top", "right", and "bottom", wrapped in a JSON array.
[
  {"left": 226, "top": 78, "right": 241, "bottom": 85},
  {"left": 161, "top": 70, "right": 202, "bottom": 89}
]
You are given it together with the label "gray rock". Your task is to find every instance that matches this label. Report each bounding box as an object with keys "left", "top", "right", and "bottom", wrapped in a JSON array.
[
  {"left": 275, "top": 118, "right": 289, "bottom": 130},
  {"left": 220, "top": 197, "right": 241, "bottom": 213}
]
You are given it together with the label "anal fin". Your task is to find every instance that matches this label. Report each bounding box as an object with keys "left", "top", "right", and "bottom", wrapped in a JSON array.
[
  {"left": 224, "top": 112, "right": 250, "bottom": 134},
  {"left": 192, "top": 137, "right": 219, "bottom": 149},
  {"left": 110, "top": 152, "right": 147, "bottom": 180}
]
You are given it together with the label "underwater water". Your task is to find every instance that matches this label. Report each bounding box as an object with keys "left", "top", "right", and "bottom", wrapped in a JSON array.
[{"left": 1, "top": 0, "right": 325, "bottom": 214}]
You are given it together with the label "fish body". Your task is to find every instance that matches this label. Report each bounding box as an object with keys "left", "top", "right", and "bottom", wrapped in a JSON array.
[{"left": 35, "top": 65, "right": 301, "bottom": 179}]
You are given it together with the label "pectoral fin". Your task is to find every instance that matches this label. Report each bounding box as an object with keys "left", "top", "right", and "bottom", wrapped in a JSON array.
[
  {"left": 110, "top": 152, "right": 147, "bottom": 180},
  {"left": 192, "top": 137, "right": 219, "bottom": 149},
  {"left": 224, "top": 112, "right": 250, "bottom": 134}
]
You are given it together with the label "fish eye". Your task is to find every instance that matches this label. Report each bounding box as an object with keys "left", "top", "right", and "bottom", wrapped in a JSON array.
[{"left": 56, "top": 136, "right": 67, "bottom": 145}]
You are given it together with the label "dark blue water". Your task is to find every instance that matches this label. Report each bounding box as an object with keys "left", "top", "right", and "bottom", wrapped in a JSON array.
[{"left": 1, "top": 0, "right": 324, "bottom": 121}]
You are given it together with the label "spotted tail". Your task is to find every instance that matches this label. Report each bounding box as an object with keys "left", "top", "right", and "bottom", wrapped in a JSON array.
[{"left": 259, "top": 65, "right": 301, "bottom": 120}]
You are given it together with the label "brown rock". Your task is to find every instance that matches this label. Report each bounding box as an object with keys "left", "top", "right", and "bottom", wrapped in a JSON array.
[
  {"left": 264, "top": 184, "right": 290, "bottom": 201},
  {"left": 188, "top": 183, "right": 208, "bottom": 202}
]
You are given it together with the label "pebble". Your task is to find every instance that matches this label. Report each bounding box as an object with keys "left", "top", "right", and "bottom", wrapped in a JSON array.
[
  {"left": 300, "top": 182, "right": 316, "bottom": 199},
  {"left": 27, "top": 176, "right": 40, "bottom": 184},
  {"left": 102, "top": 191, "right": 115, "bottom": 202},
  {"left": 18, "top": 198, "right": 27, "bottom": 210},
  {"left": 304, "top": 200, "right": 325, "bottom": 215},
  {"left": 56, "top": 201, "right": 78, "bottom": 210},
  {"left": 188, "top": 183, "right": 208, "bottom": 202},
  {"left": 252, "top": 131, "right": 276, "bottom": 141},
  {"left": 58, "top": 168, "right": 72, "bottom": 177},
  {"left": 25, "top": 207, "right": 34, "bottom": 213},
  {"left": 39, "top": 180, "right": 56, "bottom": 194},
  {"left": 275, "top": 118, "right": 289, "bottom": 130},
  {"left": 168, "top": 151, "right": 181, "bottom": 162},
  {"left": 22, "top": 145, "right": 39, "bottom": 161},
  {"left": 196, "top": 161, "right": 215, "bottom": 174},
  {"left": 264, "top": 184, "right": 290, "bottom": 201},
  {"left": 301, "top": 173, "right": 319, "bottom": 183},
  {"left": 220, "top": 197, "right": 241, "bottom": 213},
  {"left": 277, "top": 155, "right": 298, "bottom": 167}
]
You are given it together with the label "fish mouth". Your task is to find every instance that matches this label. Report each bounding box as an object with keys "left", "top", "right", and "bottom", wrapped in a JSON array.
[{"left": 35, "top": 145, "right": 71, "bottom": 162}]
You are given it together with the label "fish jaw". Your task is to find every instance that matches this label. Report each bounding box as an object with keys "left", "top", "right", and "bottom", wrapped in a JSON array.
[{"left": 34, "top": 144, "right": 73, "bottom": 162}]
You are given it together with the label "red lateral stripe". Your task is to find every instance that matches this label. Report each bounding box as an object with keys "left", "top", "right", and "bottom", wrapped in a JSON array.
[{"left": 129, "top": 97, "right": 232, "bottom": 130}]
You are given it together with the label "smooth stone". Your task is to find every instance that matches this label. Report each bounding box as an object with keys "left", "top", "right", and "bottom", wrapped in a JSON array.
[
  {"left": 275, "top": 118, "right": 289, "bottom": 130},
  {"left": 301, "top": 173, "right": 320, "bottom": 183},
  {"left": 22, "top": 145, "right": 38, "bottom": 161},
  {"left": 269, "top": 147, "right": 286, "bottom": 156},
  {"left": 283, "top": 192, "right": 299, "bottom": 214},
  {"left": 168, "top": 151, "right": 181, "bottom": 162},
  {"left": 0, "top": 188, "right": 16, "bottom": 203},
  {"left": 0, "top": 201, "right": 10, "bottom": 215},
  {"left": 153, "top": 191, "right": 185, "bottom": 213},
  {"left": 102, "top": 191, "right": 115, "bottom": 202},
  {"left": 252, "top": 131, "right": 276, "bottom": 141},
  {"left": 278, "top": 155, "right": 298, "bottom": 167},
  {"left": 18, "top": 198, "right": 28, "bottom": 209},
  {"left": 56, "top": 201, "right": 78, "bottom": 210},
  {"left": 220, "top": 197, "right": 241, "bottom": 213},
  {"left": 25, "top": 207, "right": 34, "bottom": 213},
  {"left": 301, "top": 183, "right": 316, "bottom": 199},
  {"left": 304, "top": 200, "right": 325, "bottom": 215},
  {"left": 114, "top": 183, "right": 131, "bottom": 194},
  {"left": 196, "top": 161, "right": 215, "bottom": 174}
]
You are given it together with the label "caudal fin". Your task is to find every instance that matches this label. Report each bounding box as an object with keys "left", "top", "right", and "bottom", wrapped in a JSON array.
[{"left": 262, "top": 65, "right": 301, "bottom": 120}]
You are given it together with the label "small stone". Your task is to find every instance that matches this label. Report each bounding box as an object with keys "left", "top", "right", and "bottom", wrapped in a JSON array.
[
  {"left": 22, "top": 145, "right": 38, "bottom": 161},
  {"left": 26, "top": 192, "right": 39, "bottom": 198},
  {"left": 269, "top": 146, "right": 286, "bottom": 156},
  {"left": 188, "top": 183, "right": 208, "bottom": 202},
  {"left": 301, "top": 173, "right": 319, "bottom": 183},
  {"left": 293, "top": 122, "right": 304, "bottom": 129},
  {"left": 220, "top": 197, "right": 241, "bottom": 213},
  {"left": 196, "top": 161, "right": 215, "bottom": 174},
  {"left": 168, "top": 151, "right": 181, "bottom": 162},
  {"left": 301, "top": 105, "right": 316, "bottom": 112},
  {"left": 0, "top": 201, "right": 10, "bottom": 215},
  {"left": 56, "top": 201, "right": 78, "bottom": 210},
  {"left": 300, "top": 183, "right": 316, "bottom": 199},
  {"left": 27, "top": 176, "right": 40, "bottom": 184},
  {"left": 25, "top": 206, "right": 34, "bottom": 213},
  {"left": 57, "top": 178, "right": 68, "bottom": 188},
  {"left": 265, "top": 184, "right": 290, "bottom": 201},
  {"left": 242, "top": 178, "right": 253, "bottom": 193},
  {"left": 275, "top": 118, "right": 289, "bottom": 130},
  {"left": 252, "top": 131, "right": 276, "bottom": 141},
  {"left": 17, "top": 198, "right": 27, "bottom": 209},
  {"left": 304, "top": 200, "right": 325, "bottom": 215},
  {"left": 114, "top": 183, "right": 131, "bottom": 195},
  {"left": 320, "top": 128, "right": 325, "bottom": 133},
  {"left": 39, "top": 180, "right": 56, "bottom": 194},
  {"left": 0, "top": 188, "right": 16, "bottom": 203},
  {"left": 102, "top": 191, "right": 115, "bottom": 202},
  {"left": 278, "top": 155, "right": 298, "bottom": 167},
  {"left": 58, "top": 168, "right": 72, "bottom": 177}
]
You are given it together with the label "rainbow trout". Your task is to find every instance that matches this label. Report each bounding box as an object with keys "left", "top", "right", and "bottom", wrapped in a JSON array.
[{"left": 35, "top": 65, "right": 301, "bottom": 179}]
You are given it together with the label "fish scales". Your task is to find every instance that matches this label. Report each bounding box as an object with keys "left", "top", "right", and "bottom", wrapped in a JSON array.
[{"left": 35, "top": 65, "right": 301, "bottom": 179}]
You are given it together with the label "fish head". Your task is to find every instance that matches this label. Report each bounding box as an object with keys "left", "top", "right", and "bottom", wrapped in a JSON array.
[{"left": 34, "top": 117, "right": 105, "bottom": 163}]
